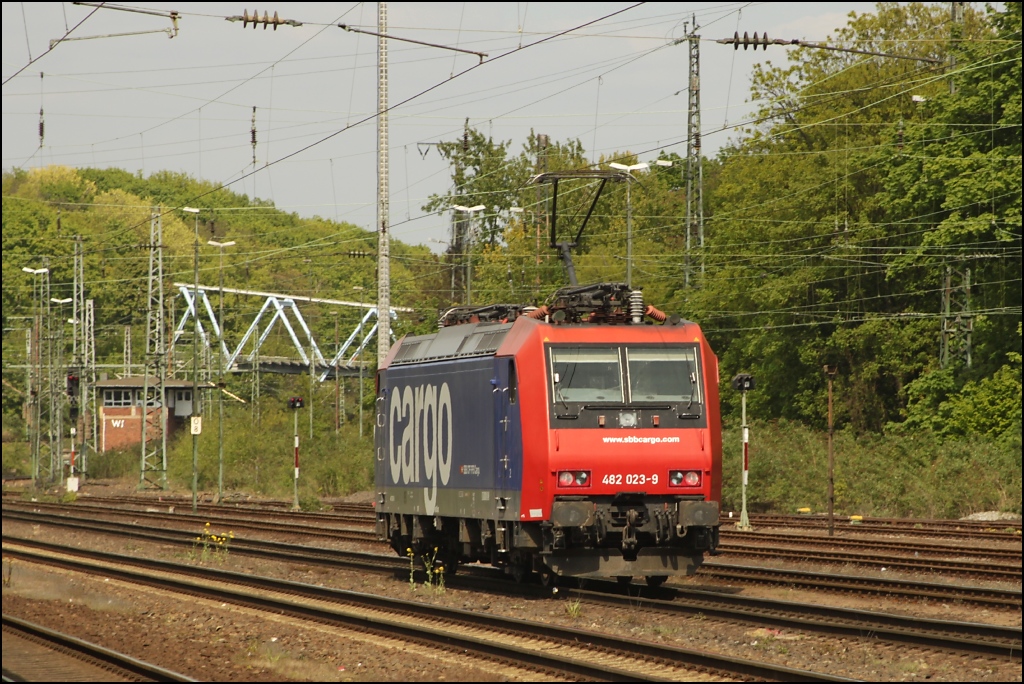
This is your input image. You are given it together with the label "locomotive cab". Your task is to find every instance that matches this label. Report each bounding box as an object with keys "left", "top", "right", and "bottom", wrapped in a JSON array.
[
  {"left": 375, "top": 284, "right": 722, "bottom": 585},
  {"left": 540, "top": 339, "right": 720, "bottom": 580}
]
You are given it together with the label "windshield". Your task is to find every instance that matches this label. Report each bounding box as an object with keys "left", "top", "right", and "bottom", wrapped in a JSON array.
[
  {"left": 626, "top": 348, "right": 701, "bottom": 404},
  {"left": 550, "top": 347, "right": 623, "bottom": 403}
]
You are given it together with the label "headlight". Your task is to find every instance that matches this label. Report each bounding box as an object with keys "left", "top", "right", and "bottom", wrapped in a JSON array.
[
  {"left": 669, "top": 470, "right": 701, "bottom": 487},
  {"left": 557, "top": 470, "right": 591, "bottom": 488},
  {"left": 618, "top": 411, "right": 638, "bottom": 428}
]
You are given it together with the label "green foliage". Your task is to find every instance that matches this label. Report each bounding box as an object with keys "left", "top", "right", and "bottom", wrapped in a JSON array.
[
  {"left": 165, "top": 378, "right": 373, "bottom": 497},
  {"left": 2, "top": 441, "right": 30, "bottom": 478},
  {"left": 724, "top": 421, "right": 1022, "bottom": 517},
  {"left": 692, "top": 2, "right": 1020, "bottom": 432},
  {"left": 1, "top": 4, "right": 1019, "bottom": 511},
  {"left": 900, "top": 324, "right": 1022, "bottom": 439},
  {"left": 87, "top": 446, "right": 139, "bottom": 480}
]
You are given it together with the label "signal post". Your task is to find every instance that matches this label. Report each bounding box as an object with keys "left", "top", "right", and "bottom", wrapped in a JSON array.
[
  {"left": 731, "top": 373, "right": 755, "bottom": 531},
  {"left": 289, "top": 396, "right": 304, "bottom": 511}
]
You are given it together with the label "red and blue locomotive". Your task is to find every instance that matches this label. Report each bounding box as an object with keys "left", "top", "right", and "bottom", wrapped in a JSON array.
[{"left": 374, "top": 283, "right": 721, "bottom": 585}]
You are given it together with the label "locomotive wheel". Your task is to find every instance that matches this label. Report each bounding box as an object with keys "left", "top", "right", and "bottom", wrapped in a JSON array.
[
  {"left": 645, "top": 575, "right": 668, "bottom": 588},
  {"left": 509, "top": 563, "right": 530, "bottom": 584},
  {"left": 615, "top": 575, "right": 633, "bottom": 586},
  {"left": 538, "top": 567, "right": 557, "bottom": 588}
]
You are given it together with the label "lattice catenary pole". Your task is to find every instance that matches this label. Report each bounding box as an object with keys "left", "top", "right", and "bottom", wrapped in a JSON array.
[{"left": 376, "top": 1, "right": 391, "bottom": 361}]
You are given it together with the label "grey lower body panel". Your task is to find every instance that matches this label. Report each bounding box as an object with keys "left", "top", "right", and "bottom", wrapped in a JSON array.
[
  {"left": 541, "top": 547, "right": 704, "bottom": 578},
  {"left": 378, "top": 486, "right": 521, "bottom": 522}
]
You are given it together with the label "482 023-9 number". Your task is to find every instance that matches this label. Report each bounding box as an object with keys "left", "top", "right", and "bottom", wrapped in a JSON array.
[{"left": 602, "top": 473, "right": 659, "bottom": 486}]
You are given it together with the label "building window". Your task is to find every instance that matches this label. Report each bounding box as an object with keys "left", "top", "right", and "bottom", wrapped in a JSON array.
[{"left": 103, "top": 389, "right": 134, "bottom": 407}]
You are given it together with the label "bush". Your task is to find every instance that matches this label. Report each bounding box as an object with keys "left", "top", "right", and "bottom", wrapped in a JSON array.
[
  {"left": 87, "top": 446, "right": 139, "bottom": 480},
  {"left": 166, "top": 398, "right": 374, "bottom": 498},
  {"left": 723, "top": 420, "right": 1022, "bottom": 518}
]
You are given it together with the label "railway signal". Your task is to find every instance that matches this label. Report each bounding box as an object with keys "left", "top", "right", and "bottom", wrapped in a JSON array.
[
  {"left": 731, "top": 373, "right": 756, "bottom": 532},
  {"left": 289, "top": 397, "right": 304, "bottom": 511}
]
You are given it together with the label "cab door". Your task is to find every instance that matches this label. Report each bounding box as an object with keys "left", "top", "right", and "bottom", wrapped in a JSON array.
[
  {"left": 492, "top": 359, "right": 515, "bottom": 509},
  {"left": 491, "top": 358, "right": 520, "bottom": 507}
]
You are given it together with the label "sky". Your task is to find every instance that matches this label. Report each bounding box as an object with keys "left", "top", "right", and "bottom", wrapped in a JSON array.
[{"left": 2, "top": 2, "right": 881, "bottom": 251}]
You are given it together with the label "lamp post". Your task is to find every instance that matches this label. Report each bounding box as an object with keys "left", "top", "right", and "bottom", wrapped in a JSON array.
[
  {"left": 824, "top": 365, "right": 837, "bottom": 537},
  {"left": 330, "top": 311, "right": 340, "bottom": 434},
  {"left": 609, "top": 162, "right": 649, "bottom": 287},
  {"left": 207, "top": 239, "right": 235, "bottom": 504},
  {"left": 183, "top": 207, "right": 201, "bottom": 513},
  {"left": 452, "top": 204, "right": 485, "bottom": 305},
  {"left": 352, "top": 286, "right": 365, "bottom": 438},
  {"left": 51, "top": 296, "right": 72, "bottom": 487},
  {"left": 428, "top": 238, "right": 454, "bottom": 302},
  {"left": 23, "top": 266, "right": 49, "bottom": 484},
  {"left": 731, "top": 373, "right": 756, "bottom": 531}
]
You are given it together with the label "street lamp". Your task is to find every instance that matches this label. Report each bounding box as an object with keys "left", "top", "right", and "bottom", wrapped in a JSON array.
[
  {"left": 823, "top": 365, "right": 838, "bottom": 537},
  {"left": 183, "top": 207, "right": 201, "bottom": 513},
  {"left": 51, "top": 296, "right": 72, "bottom": 488},
  {"left": 452, "top": 204, "right": 485, "bottom": 305},
  {"left": 207, "top": 239, "right": 235, "bottom": 504},
  {"left": 609, "top": 162, "right": 648, "bottom": 287},
  {"left": 23, "top": 266, "right": 49, "bottom": 483},
  {"left": 330, "top": 310, "right": 341, "bottom": 434}
]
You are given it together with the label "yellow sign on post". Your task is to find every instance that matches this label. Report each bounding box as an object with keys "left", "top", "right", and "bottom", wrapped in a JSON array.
[{"left": 190, "top": 416, "right": 202, "bottom": 435}]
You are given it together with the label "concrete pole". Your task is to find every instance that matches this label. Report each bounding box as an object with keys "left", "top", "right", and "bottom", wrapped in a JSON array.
[
  {"left": 189, "top": 211, "right": 200, "bottom": 514},
  {"left": 334, "top": 315, "right": 340, "bottom": 434},
  {"left": 825, "top": 366, "right": 836, "bottom": 537},
  {"left": 217, "top": 246, "right": 225, "bottom": 503}
]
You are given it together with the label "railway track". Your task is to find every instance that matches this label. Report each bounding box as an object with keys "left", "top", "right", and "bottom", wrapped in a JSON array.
[
  {"left": 715, "top": 541, "right": 1021, "bottom": 582},
  {"left": 4, "top": 499, "right": 377, "bottom": 544},
  {"left": 721, "top": 530, "right": 1022, "bottom": 563},
  {"left": 700, "top": 563, "right": 1022, "bottom": 608},
  {"left": 7, "top": 500, "right": 1018, "bottom": 583},
  {"left": 43, "top": 493, "right": 1022, "bottom": 544},
  {"left": 746, "top": 513, "right": 1022, "bottom": 539},
  {"left": 1, "top": 613, "right": 194, "bottom": 682},
  {"left": 5, "top": 511, "right": 1021, "bottom": 659},
  {"left": 60, "top": 493, "right": 372, "bottom": 519},
  {"left": 2, "top": 537, "right": 853, "bottom": 683}
]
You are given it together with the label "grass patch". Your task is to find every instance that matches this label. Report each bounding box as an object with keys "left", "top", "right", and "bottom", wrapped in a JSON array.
[{"left": 723, "top": 420, "right": 1022, "bottom": 517}]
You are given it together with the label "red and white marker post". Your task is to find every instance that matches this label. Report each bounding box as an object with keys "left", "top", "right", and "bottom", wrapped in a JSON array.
[{"left": 731, "top": 373, "right": 756, "bottom": 532}]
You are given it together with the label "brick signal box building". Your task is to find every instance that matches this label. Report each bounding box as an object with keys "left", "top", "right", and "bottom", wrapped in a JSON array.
[{"left": 95, "top": 377, "right": 212, "bottom": 452}]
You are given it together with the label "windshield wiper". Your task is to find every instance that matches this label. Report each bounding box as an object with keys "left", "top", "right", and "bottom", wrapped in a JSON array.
[{"left": 556, "top": 386, "right": 570, "bottom": 412}]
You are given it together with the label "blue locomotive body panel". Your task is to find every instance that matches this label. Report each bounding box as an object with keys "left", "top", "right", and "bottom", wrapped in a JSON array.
[{"left": 375, "top": 354, "right": 523, "bottom": 521}]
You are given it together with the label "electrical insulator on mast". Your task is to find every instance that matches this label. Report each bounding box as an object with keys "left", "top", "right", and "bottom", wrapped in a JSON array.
[
  {"left": 732, "top": 31, "right": 771, "bottom": 50},
  {"left": 235, "top": 10, "right": 302, "bottom": 30},
  {"left": 251, "top": 106, "right": 257, "bottom": 166}
]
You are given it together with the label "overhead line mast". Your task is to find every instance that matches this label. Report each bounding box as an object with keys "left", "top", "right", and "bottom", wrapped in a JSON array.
[
  {"left": 684, "top": 18, "right": 704, "bottom": 288},
  {"left": 377, "top": 1, "right": 391, "bottom": 361}
]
